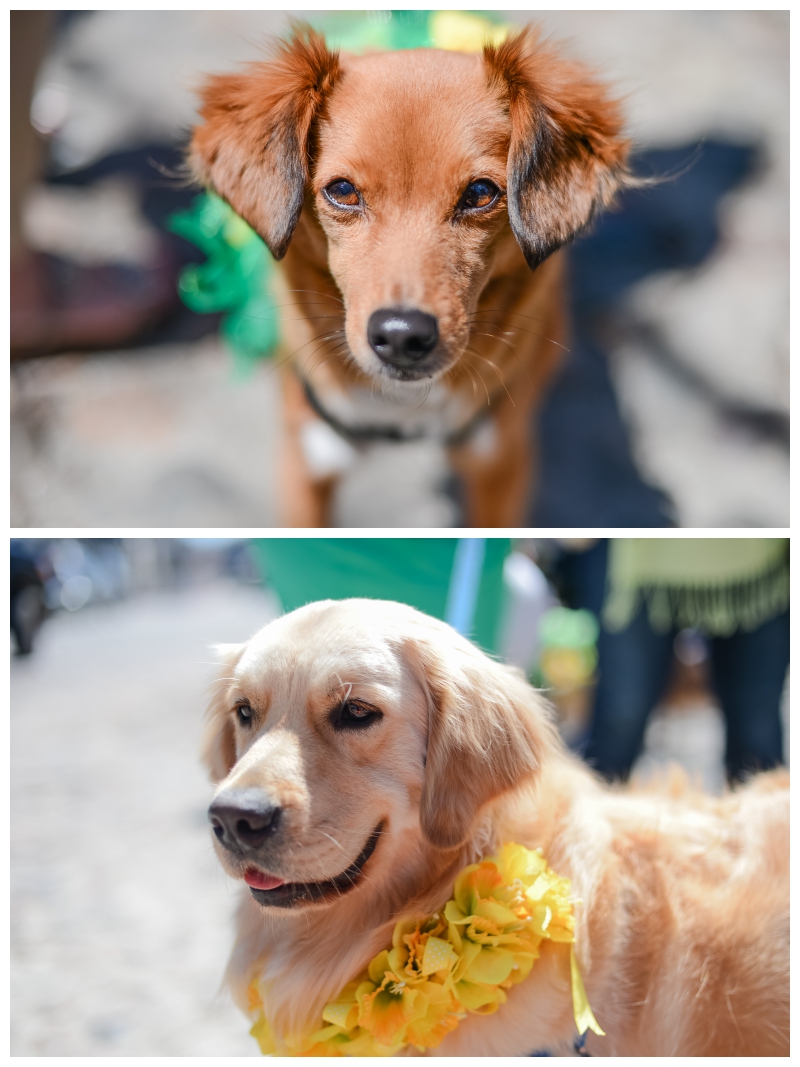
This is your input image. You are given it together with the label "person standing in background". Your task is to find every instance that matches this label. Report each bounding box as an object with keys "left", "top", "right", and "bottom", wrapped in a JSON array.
[{"left": 558, "top": 539, "right": 789, "bottom": 783}]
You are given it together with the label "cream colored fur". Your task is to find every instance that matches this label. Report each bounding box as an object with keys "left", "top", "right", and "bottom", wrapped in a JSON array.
[{"left": 203, "top": 599, "right": 789, "bottom": 1056}]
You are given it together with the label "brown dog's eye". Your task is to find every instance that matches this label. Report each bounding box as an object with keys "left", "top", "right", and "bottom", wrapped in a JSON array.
[
  {"left": 331, "top": 698, "right": 382, "bottom": 731},
  {"left": 323, "top": 180, "right": 361, "bottom": 209},
  {"left": 236, "top": 703, "right": 254, "bottom": 726},
  {"left": 458, "top": 179, "right": 501, "bottom": 212}
]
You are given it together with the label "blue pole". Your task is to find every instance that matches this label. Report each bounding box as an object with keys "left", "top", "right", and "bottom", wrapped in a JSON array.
[{"left": 445, "top": 538, "right": 486, "bottom": 637}]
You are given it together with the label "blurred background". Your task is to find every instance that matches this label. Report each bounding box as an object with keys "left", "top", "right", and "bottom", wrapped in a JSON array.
[
  {"left": 11, "top": 536, "right": 789, "bottom": 1054},
  {"left": 10, "top": 10, "right": 789, "bottom": 528}
]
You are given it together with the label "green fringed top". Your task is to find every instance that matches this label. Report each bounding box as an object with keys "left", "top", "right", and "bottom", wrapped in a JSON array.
[{"left": 603, "top": 539, "right": 789, "bottom": 636}]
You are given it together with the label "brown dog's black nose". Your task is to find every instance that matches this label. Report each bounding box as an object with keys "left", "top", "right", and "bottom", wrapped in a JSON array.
[
  {"left": 367, "top": 308, "right": 439, "bottom": 368},
  {"left": 208, "top": 790, "right": 281, "bottom": 853}
]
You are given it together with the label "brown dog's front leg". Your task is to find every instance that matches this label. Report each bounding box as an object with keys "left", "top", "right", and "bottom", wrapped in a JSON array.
[
  {"left": 278, "top": 369, "right": 338, "bottom": 527},
  {"left": 448, "top": 410, "right": 534, "bottom": 528}
]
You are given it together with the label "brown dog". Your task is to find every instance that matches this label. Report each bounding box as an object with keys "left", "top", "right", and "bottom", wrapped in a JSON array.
[
  {"left": 190, "top": 27, "right": 630, "bottom": 527},
  {"left": 204, "top": 600, "right": 789, "bottom": 1056}
]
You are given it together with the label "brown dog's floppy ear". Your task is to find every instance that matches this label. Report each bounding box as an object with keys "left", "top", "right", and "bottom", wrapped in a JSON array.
[
  {"left": 407, "top": 626, "right": 559, "bottom": 850},
  {"left": 202, "top": 642, "right": 246, "bottom": 782},
  {"left": 485, "top": 28, "right": 629, "bottom": 270},
  {"left": 190, "top": 27, "right": 340, "bottom": 260}
]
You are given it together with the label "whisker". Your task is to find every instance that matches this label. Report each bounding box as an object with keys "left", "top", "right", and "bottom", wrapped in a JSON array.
[
  {"left": 302, "top": 340, "right": 350, "bottom": 382},
  {"left": 243, "top": 300, "right": 344, "bottom": 314},
  {"left": 263, "top": 329, "right": 347, "bottom": 379},
  {"left": 479, "top": 354, "right": 515, "bottom": 407},
  {"left": 279, "top": 288, "right": 344, "bottom": 306},
  {"left": 408, "top": 378, "right": 433, "bottom": 412},
  {"left": 469, "top": 308, "right": 553, "bottom": 326},
  {"left": 464, "top": 364, "right": 479, "bottom": 401},
  {"left": 468, "top": 329, "right": 533, "bottom": 389},
  {"left": 465, "top": 347, "right": 514, "bottom": 407},
  {"left": 316, "top": 830, "right": 347, "bottom": 854},
  {"left": 464, "top": 354, "right": 491, "bottom": 406},
  {"left": 468, "top": 312, "right": 569, "bottom": 353},
  {"left": 271, "top": 313, "right": 345, "bottom": 323},
  {"left": 469, "top": 329, "right": 521, "bottom": 358},
  {"left": 300, "top": 337, "right": 347, "bottom": 371}
]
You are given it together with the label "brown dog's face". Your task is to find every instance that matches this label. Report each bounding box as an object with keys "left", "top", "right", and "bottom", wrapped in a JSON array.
[
  {"left": 312, "top": 50, "right": 510, "bottom": 382},
  {"left": 203, "top": 599, "right": 550, "bottom": 912},
  {"left": 191, "top": 27, "right": 629, "bottom": 386}
]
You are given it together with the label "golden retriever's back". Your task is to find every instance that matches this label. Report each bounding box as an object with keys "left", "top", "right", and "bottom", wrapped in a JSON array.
[{"left": 596, "top": 771, "right": 789, "bottom": 1056}]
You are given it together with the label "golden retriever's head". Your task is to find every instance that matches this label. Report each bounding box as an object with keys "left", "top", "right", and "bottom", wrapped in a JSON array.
[
  {"left": 203, "top": 599, "right": 558, "bottom": 912},
  {"left": 190, "top": 25, "right": 628, "bottom": 384}
]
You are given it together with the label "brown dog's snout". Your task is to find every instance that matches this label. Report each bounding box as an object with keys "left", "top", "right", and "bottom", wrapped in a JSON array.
[
  {"left": 209, "top": 789, "right": 282, "bottom": 853},
  {"left": 367, "top": 308, "right": 439, "bottom": 369}
]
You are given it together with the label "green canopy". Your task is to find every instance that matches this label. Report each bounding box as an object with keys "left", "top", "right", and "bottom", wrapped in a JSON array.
[{"left": 251, "top": 538, "right": 511, "bottom": 652}]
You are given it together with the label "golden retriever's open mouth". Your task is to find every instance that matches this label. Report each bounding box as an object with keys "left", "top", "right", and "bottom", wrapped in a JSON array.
[{"left": 244, "top": 823, "right": 383, "bottom": 908}]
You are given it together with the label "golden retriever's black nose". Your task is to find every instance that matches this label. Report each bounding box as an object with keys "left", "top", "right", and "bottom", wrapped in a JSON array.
[
  {"left": 208, "top": 790, "right": 281, "bottom": 852},
  {"left": 367, "top": 308, "right": 439, "bottom": 368}
]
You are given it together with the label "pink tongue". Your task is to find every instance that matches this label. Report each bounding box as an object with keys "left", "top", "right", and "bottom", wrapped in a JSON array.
[{"left": 244, "top": 868, "right": 285, "bottom": 891}]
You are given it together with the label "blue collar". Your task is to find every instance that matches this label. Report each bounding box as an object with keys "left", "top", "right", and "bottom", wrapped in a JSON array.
[{"left": 531, "top": 1033, "right": 590, "bottom": 1057}]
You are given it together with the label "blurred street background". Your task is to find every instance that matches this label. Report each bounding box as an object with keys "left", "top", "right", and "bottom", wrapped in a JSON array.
[
  {"left": 10, "top": 10, "right": 789, "bottom": 527},
  {"left": 11, "top": 537, "right": 789, "bottom": 1054}
]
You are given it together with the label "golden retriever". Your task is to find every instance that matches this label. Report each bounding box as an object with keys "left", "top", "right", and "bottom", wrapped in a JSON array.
[
  {"left": 203, "top": 599, "right": 789, "bottom": 1056},
  {"left": 189, "top": 27, "right": 630, "bottom": 526}
]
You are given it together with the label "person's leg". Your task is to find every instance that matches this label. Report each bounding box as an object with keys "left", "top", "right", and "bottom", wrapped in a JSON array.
[
  {"left": 583, "top": 605, "right": 675, "bottom": 781},
  {"left": 560, "top": 540, "right": 675, "bottom": 780},
  {"left": 709, "top": 611, "right": 788, "bottom": 782}
]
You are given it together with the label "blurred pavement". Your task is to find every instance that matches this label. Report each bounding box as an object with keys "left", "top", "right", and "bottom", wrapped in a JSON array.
[
  {"left": 12, "top": 339, "right": 280, "bottom": 527},
  {"left": 11, "top": 580, "right": 275, "bottom": 1055},
  {"left": 10, "top": 11, "right": 788, "bottom": 526}
]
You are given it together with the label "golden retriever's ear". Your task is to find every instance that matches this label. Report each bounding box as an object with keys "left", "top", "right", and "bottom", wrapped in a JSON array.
[
  {"left": 407, "top": 628, "right": 560, "bottom": 850},
  {"left": 202, "top": 642, "right": 246, "bottom": 782},
  {"left": 484, "top": 28, "right": 629, "bottom": 270},
  {"left": 190, "top": 26, "right": 340, "bottom": 260}
]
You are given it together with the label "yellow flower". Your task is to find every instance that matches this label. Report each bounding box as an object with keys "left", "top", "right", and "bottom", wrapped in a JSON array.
[
  {"left": 404, "top": 982, "right": 462, "bottom": 1049},
  {"left": 388, "top": 916, "right": 458, "bottom": 983},
  {"left": 247, "top": 980, "right": 265, "bottom": 1016},
  {"left": 321, "top": 979, "right": 362, "bottom": 1033},
  {"left": 357, "top": 968, "right": 420, "bottom": 1047},
  {"left": 250, "top": 1013, "right": 276, "bottom": 1056},
  {"left": 246, "top": 843, "right": 604, "bottom": 1056}
]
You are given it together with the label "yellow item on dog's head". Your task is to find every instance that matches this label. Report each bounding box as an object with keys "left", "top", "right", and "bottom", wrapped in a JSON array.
[
  {"left": 247, "top": 843, "right": 604, "bottom": 1056},
  {"left": 430, "top": 11, "right": 511, "bottom": 52}
]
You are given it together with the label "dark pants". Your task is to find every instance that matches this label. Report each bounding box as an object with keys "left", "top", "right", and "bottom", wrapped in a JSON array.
[{"left": 559, "top": 540, "right": 788, "bottom": 783}]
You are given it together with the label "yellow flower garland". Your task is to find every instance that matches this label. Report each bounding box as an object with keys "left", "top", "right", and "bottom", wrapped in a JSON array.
[{"left": 247, "top": 843, "right": 604, "bottom": 1056}]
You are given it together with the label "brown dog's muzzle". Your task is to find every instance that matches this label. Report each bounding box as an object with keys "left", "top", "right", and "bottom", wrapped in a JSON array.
[{"left": 367, "top": 307, "right": 440, "bottom": 376}]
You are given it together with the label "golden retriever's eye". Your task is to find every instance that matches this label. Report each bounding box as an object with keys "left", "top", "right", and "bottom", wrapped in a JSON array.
[
  {"left": 331, "top": 698, "right": 382, "bottom": 731},
  {"left": 236, "top": 703, "right": 254, "bottom": 727},
  {"left": 323, "top": 179, "right": 361, "bottom": 209},
  {"left": 458, "top": 179, "right": 501, "bottom": 212}
]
